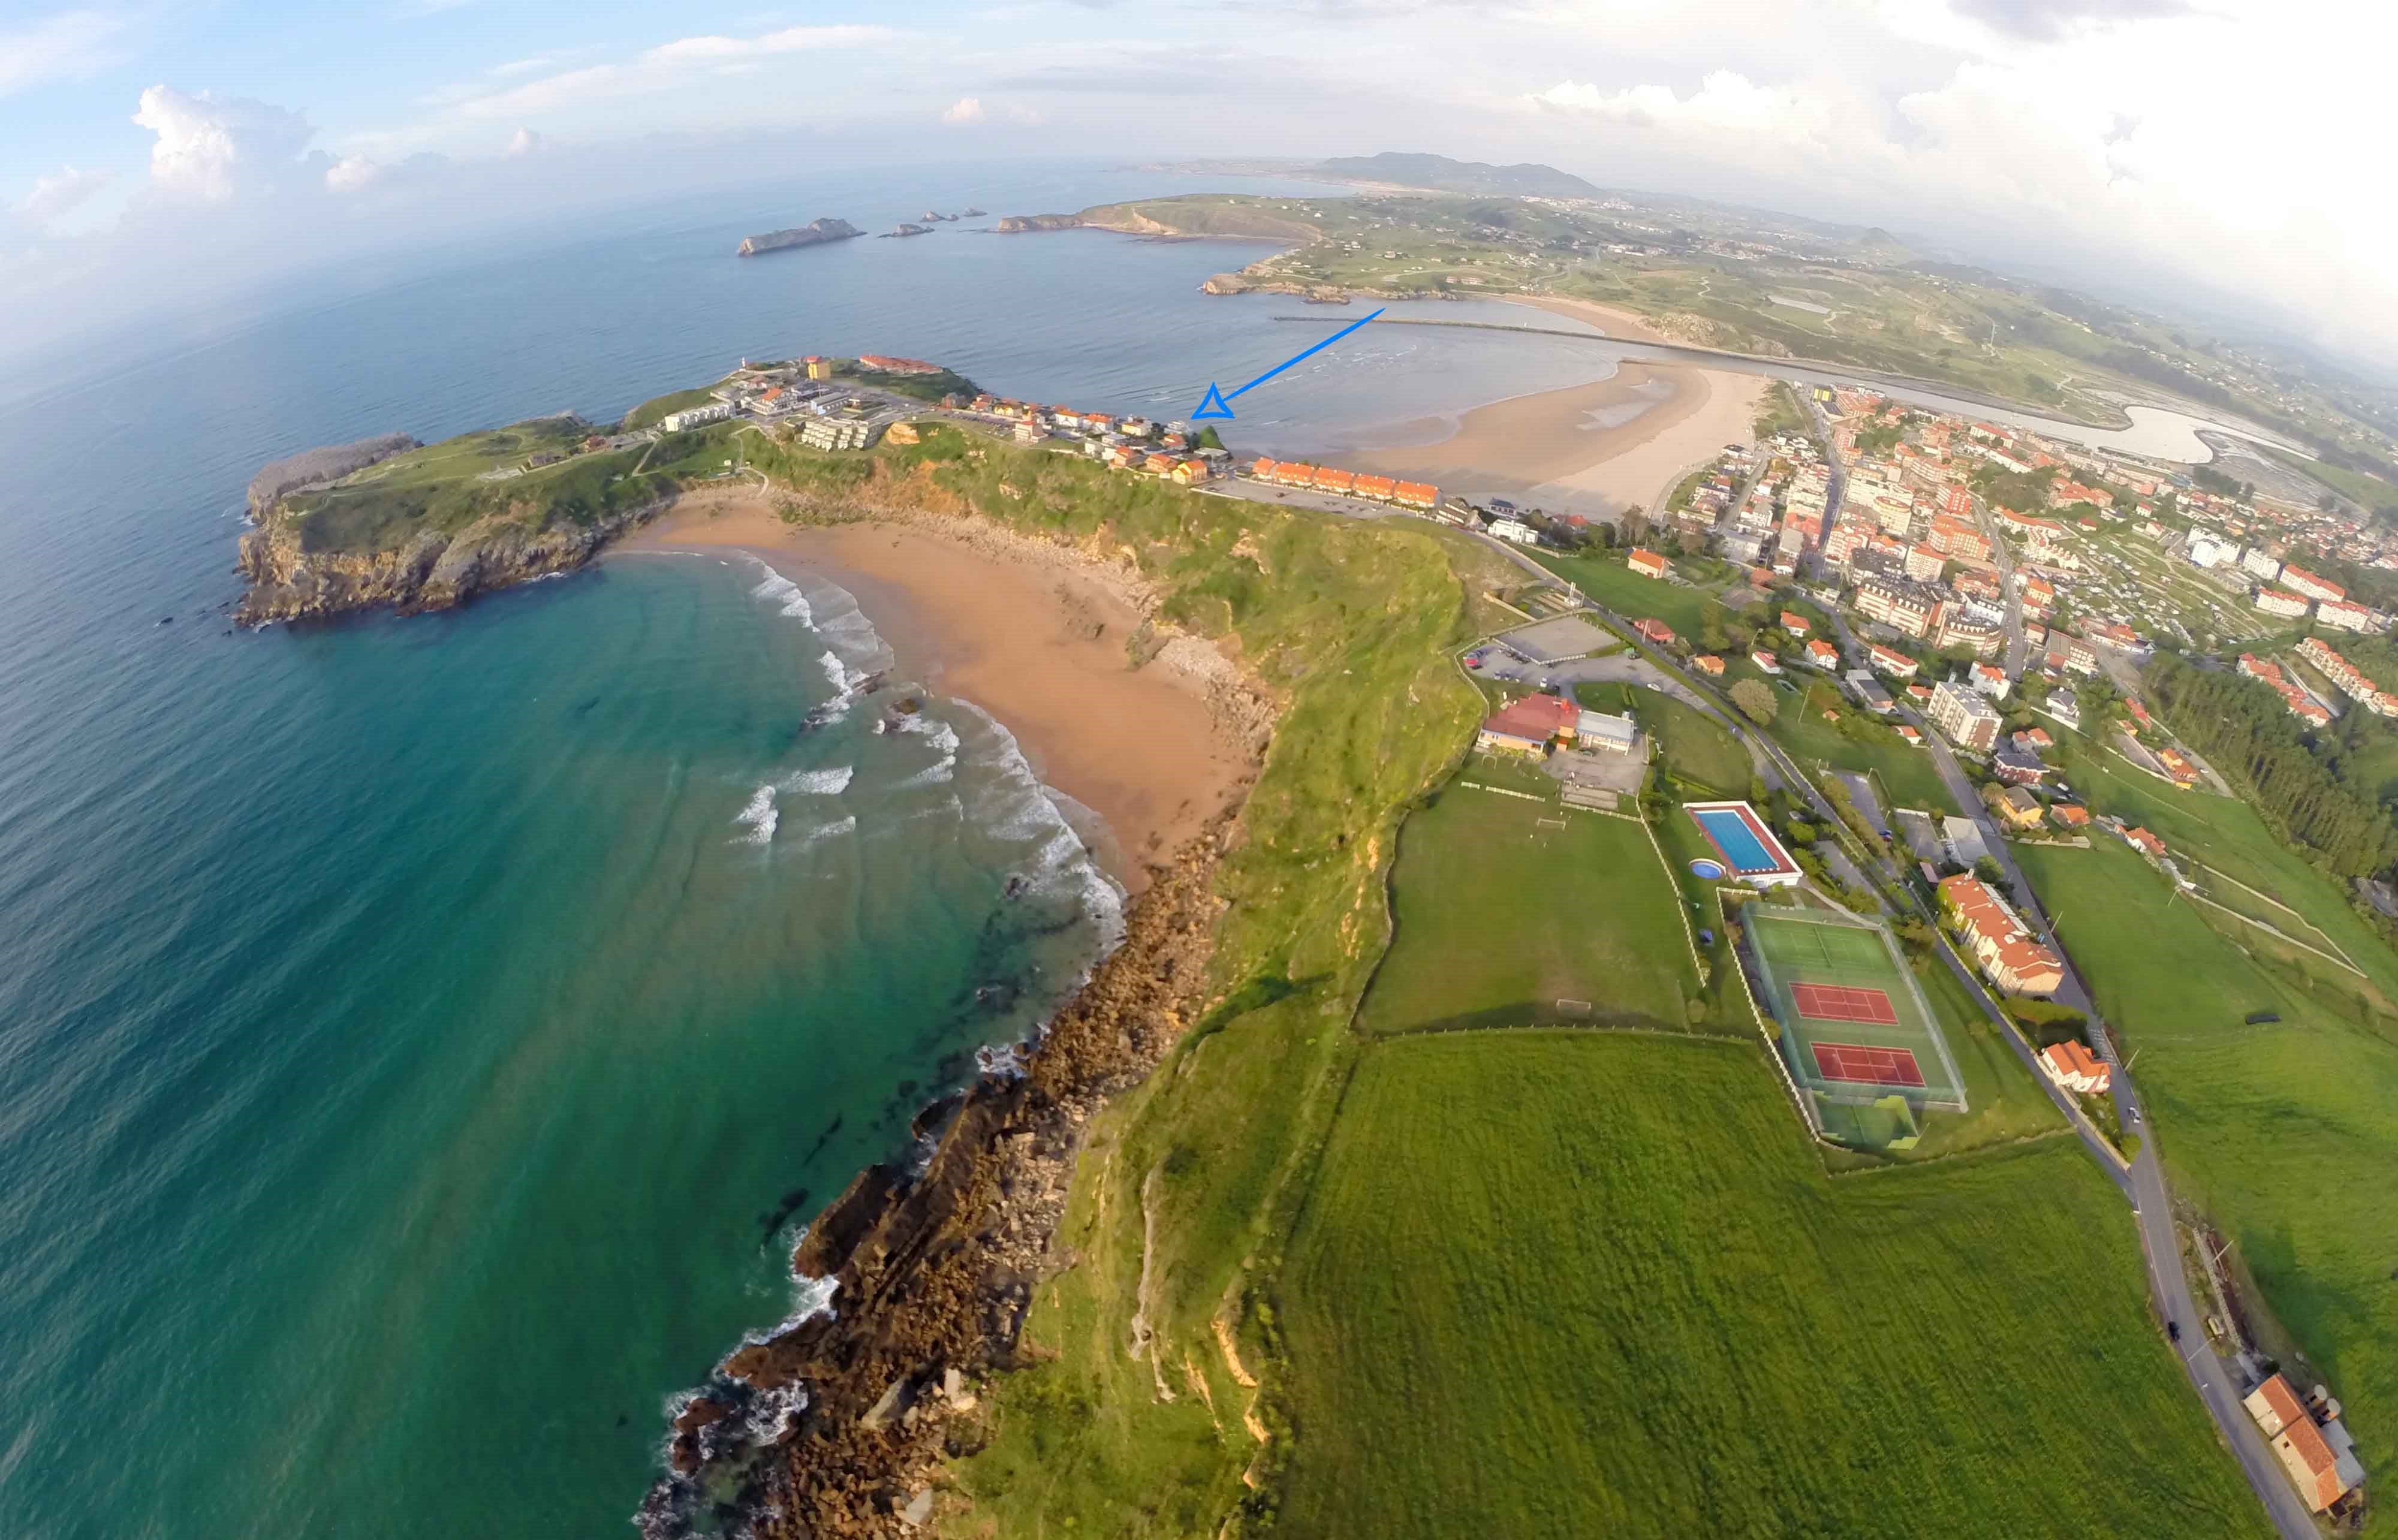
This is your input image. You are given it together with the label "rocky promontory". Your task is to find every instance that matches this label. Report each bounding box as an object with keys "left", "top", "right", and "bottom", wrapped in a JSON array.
[
  {"left": 246, "top": 433, "right": 417, "bottom": 517},
  {"left": 234, "top": 492, "right": 671, "bottom": 626},
  {"left": 736, "top": 218, "right": 864, "bottom": 257}
]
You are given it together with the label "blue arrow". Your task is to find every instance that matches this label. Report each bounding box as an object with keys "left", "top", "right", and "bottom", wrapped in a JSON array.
[{"left": 1190, "top": 308, "right": 1385, "bottom": 420}]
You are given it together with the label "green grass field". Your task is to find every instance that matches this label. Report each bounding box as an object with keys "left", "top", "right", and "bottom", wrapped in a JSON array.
[
  {"left": 1275, "top": 1033, "right": 2270, "bottom": 1540},
  {"left": 1357, "top": 787, "right": 1707, "bottom": 1035},
  {"left": 1532, "top": 551, "right": 1729, "bottom": 638},
  {"left": 2016, "top": 837, "right": 2398, "bottom": 1468},
  {"left": 1635, "top": 687, "right": 1751, "bottom": 794},
  {"left": 1770, "top": 679, "right": 1960, "bottom": 815}
]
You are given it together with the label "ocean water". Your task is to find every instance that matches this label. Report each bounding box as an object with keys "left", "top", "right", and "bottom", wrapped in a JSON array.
[{"left": 0, "top": 155, "right": 2249, "bottom": 1535}]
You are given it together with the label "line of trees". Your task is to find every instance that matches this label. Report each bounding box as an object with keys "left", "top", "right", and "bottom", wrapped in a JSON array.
[{"left": 2144, "top": 653, "right": 2398, "bottom": 878}]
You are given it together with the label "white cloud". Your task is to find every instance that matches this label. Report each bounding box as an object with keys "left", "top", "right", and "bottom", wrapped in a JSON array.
[
  {"left": 490, "top": 56, "right": 553, "bottom": 79},
  {"left": 504, "top": 126, "right": 544, "bottom": 157},
  {"left": 131, "top": 86, "right": 316, "bottom": 202},
  {"left": 941, "top": 96, "right": 986, "bottom": 124},
  {"left": 0, "top": 9, "right": 125, "bottom": 97},
  {"left": 19, "top": 165, "right": 111, "bottom": 222},
  {"left": 1531, "top": 71, "right": 1836, "bottom": 141},
  {"left": 643, "top": 24, "right": 897, "bottom": 65},
  {"left": 324, "top": 153, "right": 382, "bottom": 193}
]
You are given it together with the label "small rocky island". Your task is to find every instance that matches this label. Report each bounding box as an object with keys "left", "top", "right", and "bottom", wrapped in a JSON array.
[
  {"left": 878, "top": 223, "right": 932, "bottom": 239},
  {"left": 734, "top": 218, "right": 864, "bottom": 258}
]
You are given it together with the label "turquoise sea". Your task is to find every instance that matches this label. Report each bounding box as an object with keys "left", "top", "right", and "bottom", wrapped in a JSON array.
[{"left": 0, "top": 162, "right": 1676, "bottom": 1536}]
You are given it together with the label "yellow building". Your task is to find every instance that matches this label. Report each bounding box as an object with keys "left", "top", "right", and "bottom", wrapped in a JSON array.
[{"left": 803, "top": 355, "right": 832, "bottom": 380}]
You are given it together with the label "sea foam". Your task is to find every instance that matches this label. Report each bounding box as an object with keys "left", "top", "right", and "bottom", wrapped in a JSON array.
[{"left": 730, "top": 783, "right": 778, "bottom": 845}]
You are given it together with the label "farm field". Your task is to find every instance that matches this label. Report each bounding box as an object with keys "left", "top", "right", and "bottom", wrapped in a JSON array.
[
  {"left": 2016, "top": 837, "right": 2398, "bottom": 1466},
  {"left": 1276, "top": 1033, "right": 2271, "bottom": 1540},
  {"left": 1355, "top": 785, "right": 1713, "bottom": 1036},
  {"left": 1769, "top": 677, "right": 1960, "bottom": 815}
]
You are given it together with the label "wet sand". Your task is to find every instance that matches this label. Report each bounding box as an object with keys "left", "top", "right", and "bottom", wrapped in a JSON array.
[
  {"left": 1347, "top": 361, "right": 1766, "bottom": 515},
  {"left": 619, "top": 493, "right": 1249, "bottom": 889}
]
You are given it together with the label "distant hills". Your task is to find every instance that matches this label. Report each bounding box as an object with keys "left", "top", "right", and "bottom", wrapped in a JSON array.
[{"left": 1309, "top": 152, "right": 1602, "bottom": 199}]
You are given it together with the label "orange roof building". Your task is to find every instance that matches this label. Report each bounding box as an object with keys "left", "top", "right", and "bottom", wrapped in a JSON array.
[
  {"left": 1313, "top": 466, "right": 1357, "bottom": 494},
  {"left": 1938, "top": 873, "right": 2065, "bottom": 994},
  {"left": 1391, "top": 480, "right": 1438, "bottom": 508}
]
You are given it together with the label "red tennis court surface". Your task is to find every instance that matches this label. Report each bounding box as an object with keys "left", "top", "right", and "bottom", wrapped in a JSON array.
[
  {"left": 1810, "top": 1041, "right": 1926, "bottom": 1088},
  {"left": 1791, "top": 981, "right": 1900, "bottom": 1026}
]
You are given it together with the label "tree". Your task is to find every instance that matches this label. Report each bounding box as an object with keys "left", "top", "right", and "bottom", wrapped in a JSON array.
[
  {"left": 1730, "top": 679, "right": 1777, "bottom": 725},
  {"left": 1973, "top": 855, "right": 2007, "bottom": 888}
]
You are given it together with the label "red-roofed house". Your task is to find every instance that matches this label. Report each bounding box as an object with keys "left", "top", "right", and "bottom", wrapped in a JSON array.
[
  {"left": 1867, "top": 643, "right": 1919, "bottom": 679},
  {"left": 1475, "top": 694, "right": 1578, "bottom": 757},
  {"left": 2243, "top": 1375, "right": 2356, "bottom": 1512},
  {"left": 1632, "top": 617, "right": 1678, "bottom": 647},
  {"left": 1780, "top": 611, "right": 1810, "bottom": 637},
  {"left": 2039, "top": 1040, "right": 2111, "bottom": 1095},
  {"left": 1804, "top": 638, "right": 1840, "bottom": 670},
  {"left": 1750, "top": 649, "right": 1784, "bottom": 675},
  {"left": 1628, "top": 548, "right": 1670, "bottom": 580},
  {"left": 2049, "top": 803, "right": 2090, "bottom": 829},
  {"left": 1692, "top": 654, "right": 1726, "bottom": 676},
  {"left": 1938, "top": 873, "right": 2065, "bottom": 994},
  {"left": 2124, "top": 827, "right": 2168, "bottom": 860}
]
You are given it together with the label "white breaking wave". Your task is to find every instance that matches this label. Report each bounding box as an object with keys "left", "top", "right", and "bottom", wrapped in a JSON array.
[
  {"left": 893, "top": 716, "right": 961, "bottom": 788},
  {"left": 950, "top": 700, "right": 1127, "bottom": 951},
  {"left": 782, "top": 764, "right": 854, "bottom": 795},
  {"left": 748, "top": 565, "right": 815, "bottom": 622},
  {"left": 731, "top": 783, "right": 778, "bottom": 845},
  {"left": 788, "top": 813, "right": 856, "bottom": 850}
]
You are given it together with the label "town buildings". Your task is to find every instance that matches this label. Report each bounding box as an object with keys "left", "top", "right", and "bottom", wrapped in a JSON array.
[
  {"left": 1938, "top": 873, "right": 2065, "bottom": 994},
  {"left": 661, "top": 402, "right": 735, "bottom": 432},
  {"left": 1854, "top": 577, "right": 1939, "bottom": 639},
  {"left": 1929, "top": 680, "right": 2002, "bottom": 752}
]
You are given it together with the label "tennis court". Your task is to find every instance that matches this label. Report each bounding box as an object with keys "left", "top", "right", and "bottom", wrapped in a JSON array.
[
  {"left": 1810, "top": 1041, "right": 1926, "bottom": 1088},
  {"left": 1790, "top": 982, "right": 1900, "bottom": 1026},
  {"left": 1745, "top": 906, "right": 1965, "bottom": 1112}
]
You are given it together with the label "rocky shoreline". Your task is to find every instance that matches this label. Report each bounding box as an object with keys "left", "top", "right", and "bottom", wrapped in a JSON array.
[
  {"left": 234, "top": 490, "right": 674, "bottom": 626},
  {"left": 637, "top": 821, "right": 1233, "bottom": 1539}
]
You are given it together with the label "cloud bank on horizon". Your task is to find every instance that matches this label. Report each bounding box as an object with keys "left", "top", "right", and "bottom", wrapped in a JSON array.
[{"left": 0, "top": 0, "right": 2388, "bottom": 373}]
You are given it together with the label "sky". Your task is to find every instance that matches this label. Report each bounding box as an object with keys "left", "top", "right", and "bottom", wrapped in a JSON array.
[{"left": 2, "top": 0, "right": 2393, "bottom": 374}]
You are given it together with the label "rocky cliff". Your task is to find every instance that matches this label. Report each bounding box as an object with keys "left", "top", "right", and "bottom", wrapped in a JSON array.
[
  {"left": 246, "top": 433, "right": 417, "bottom": 517},
  {"left": 636, "top": 824, "right": 1230, "bottom": 1539},
  {"left": 736, "top": 218, "right": 864, "bottom": 257},
  {"left": 234, "top": 494, "right": 670, "bottom": 625}
]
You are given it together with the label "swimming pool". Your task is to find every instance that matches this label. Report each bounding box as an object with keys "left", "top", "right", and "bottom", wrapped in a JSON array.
[{"left": 1687, "top": 803, "right": 1797, "bottom": 879}]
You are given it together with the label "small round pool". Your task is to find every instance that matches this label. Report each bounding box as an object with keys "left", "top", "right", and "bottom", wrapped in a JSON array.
[{"left": 1689, "top": 859, "right": 1728, "bottom": 881}]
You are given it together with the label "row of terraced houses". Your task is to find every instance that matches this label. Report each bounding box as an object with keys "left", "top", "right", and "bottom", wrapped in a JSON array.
[{"left": 1246, "top": 458, "right": 1438, "bottom": 510}]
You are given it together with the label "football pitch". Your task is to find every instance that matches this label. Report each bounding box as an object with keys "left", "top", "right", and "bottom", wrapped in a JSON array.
[{"left": 1745, "top": 907, "right": 1966, "bottom": 1111}]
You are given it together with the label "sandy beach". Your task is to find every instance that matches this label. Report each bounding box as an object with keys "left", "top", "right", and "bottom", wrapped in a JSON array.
[
  {"left": 618, "top": 492, "right": 1251, "bottom": 888},
  {"left": 1348, "top": 359, "right": 1766, "bottom": 516}
]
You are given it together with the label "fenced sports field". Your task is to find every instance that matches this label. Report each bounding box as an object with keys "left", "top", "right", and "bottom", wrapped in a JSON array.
[{"left": 1745, "top": 907, "right": 1966, "bottom": 1112}]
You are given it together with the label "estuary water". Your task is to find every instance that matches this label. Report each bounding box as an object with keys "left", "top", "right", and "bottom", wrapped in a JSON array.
[{"left": 0, "top": 161, "right": 1668, "bottom": 1536}]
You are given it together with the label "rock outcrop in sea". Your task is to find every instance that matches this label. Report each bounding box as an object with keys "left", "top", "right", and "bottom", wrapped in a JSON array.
[{"left": 736, "top": 218, "right": 865, "bottom": 257}]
